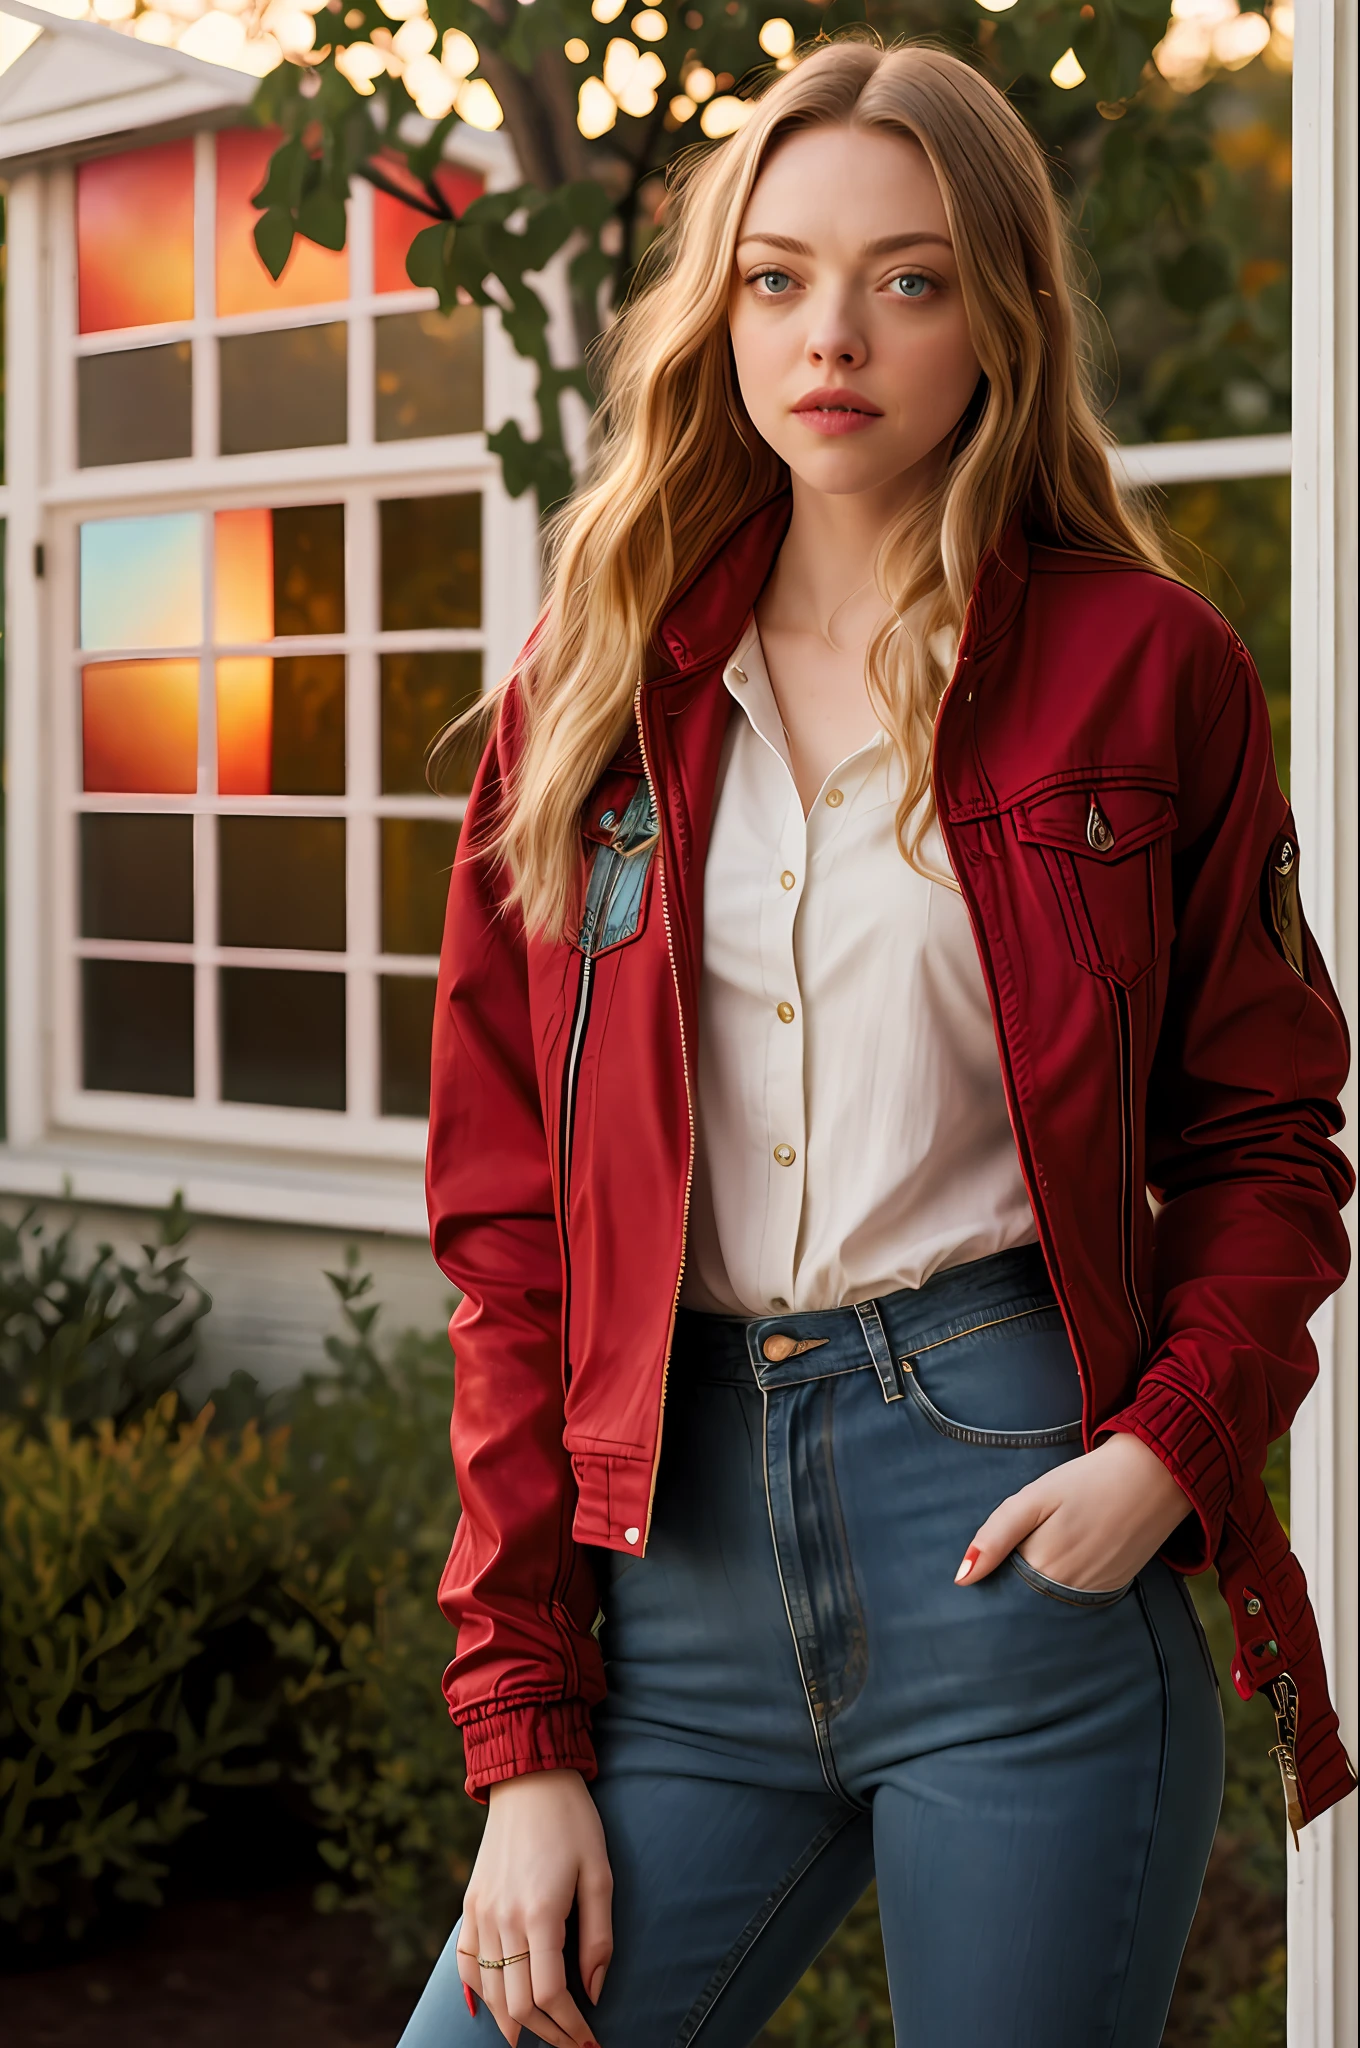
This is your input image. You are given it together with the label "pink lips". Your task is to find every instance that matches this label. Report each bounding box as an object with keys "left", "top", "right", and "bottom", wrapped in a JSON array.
[{"left": 791, "top": 387, "right": 883, "bottom": 436}]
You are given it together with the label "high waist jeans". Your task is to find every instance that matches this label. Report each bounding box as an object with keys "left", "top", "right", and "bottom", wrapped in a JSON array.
[{"left": 399, "top": 1246, "right": 1224, "bottom": 2048}]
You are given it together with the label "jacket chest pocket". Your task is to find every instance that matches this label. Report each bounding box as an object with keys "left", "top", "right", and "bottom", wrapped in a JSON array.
[{"left": 1014, "top": 784, "right": 1177, "bottom": 989}]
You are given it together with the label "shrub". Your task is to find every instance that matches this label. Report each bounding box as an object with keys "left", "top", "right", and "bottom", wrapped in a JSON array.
[
  {"left": 0, "top": 1197, "right": 209, "bottom": 1435},
  {"left": 0, "top": 1399, "right": 293, "bottom": 1944}
]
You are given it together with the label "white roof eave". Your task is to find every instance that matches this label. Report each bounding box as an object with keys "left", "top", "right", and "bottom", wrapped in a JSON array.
[{"left": 0, "top": 0, "right": 256, "bottom": 174}]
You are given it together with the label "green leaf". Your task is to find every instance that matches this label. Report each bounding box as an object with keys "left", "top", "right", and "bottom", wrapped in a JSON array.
[
  {"left": 253, "top": 207, "right": 296, "bottom": 283},
  {"left": 558, "top": 181, "right": 616, "bottom": 236},
  {"left": 486, "top": 421, "right": 574, "bottom": 514},
  {"left": 297, "top": 186, "right": 348, "bottom": 253},
  {"left": 252, "top": 136, "right": 308, "bottom": 213},
  {"left": 405, "top": 221, "right": 460, "bottom": 310}
]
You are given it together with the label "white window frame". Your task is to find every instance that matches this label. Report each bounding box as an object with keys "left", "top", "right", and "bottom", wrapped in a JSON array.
[{"left": 2, "top": 121, "right": 540, "bottom": 1224}]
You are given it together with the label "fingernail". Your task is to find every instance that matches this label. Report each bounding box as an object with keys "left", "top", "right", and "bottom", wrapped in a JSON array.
[
  {"left": 955, "top": 1545, "right": 980, "bottom": 1584},
  {"left": 589, "top": 1966, "right": 606, "bottom": 2004},
  {"left": 464, "top": 1984, "right": 479, "bottom": 2018}
]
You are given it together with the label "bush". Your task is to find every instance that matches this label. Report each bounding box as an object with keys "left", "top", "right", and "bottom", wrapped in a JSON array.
[{"left": 0, "top": 1399, "right": 293, "bottom": 1943}]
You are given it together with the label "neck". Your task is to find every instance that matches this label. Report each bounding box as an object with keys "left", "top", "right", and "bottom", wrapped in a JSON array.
[{"left": 761, "top": 458, "right": 941, "bottom": 650}]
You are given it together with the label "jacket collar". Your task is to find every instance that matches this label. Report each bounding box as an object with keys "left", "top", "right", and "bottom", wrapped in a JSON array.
[{"left": 645, "top": 489, "right": 1032, "bottom": 682}]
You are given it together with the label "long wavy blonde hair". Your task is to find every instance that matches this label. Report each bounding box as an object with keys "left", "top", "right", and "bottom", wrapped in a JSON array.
[{"left": 451, "top": 35, "right": 1169, "bottom": 938}]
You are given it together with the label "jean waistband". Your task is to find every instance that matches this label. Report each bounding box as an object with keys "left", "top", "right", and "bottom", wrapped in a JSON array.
[{"left": 672, "top": 1243, "right": 1057, "bottom": 1399}]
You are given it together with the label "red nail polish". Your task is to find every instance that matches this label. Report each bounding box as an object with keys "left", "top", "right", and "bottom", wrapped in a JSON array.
[
  {"left": 464, "top": 1983, "right": 479, "bottom": 2018},
  {"left": 955, "top": 1545, "right": 981, "bottom": 1584}
]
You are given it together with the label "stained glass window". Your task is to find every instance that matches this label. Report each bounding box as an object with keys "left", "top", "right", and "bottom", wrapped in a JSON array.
[
  {"left": 373, "top": 160, "right": 484, "bottom": 295},
  {"left": 81, "top": 513, "right": 202, "bottom": 650},
  {"left": 215, "top": 128, "right": 348, "bottom": 317},
  {"left": 82, "top": 661, "right": 198, "bottom": 795},
  {"left": 65, "top": 132, "right": 498, "bottom": 1141},
  {"left": 77, "top": 142, "right": 194, "bottom": 334}
]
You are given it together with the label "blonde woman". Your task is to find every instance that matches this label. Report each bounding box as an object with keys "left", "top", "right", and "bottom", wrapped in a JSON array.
[{"left": 404, "top": 39, "right": 1354, "bottom": 2048}]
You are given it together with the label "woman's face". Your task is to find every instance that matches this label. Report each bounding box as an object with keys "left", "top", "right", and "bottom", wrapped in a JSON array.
[{"left": 727, "top": 124, "right": 982, "bottom": 502}]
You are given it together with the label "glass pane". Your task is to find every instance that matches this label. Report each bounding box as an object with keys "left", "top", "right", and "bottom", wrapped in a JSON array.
[
  {"left": 219, "top": 815, "right": 346, "bottom": 952},
  {"left": 380, "top": 495, "right": 481, "bottom": 630},
  {"left": 219, "top": 326, "right": 347, "bottom": 455},
  {"left": 373, "top": 159, "right": 484, "bottom": 294},
  {"left": 77, "top": 142, "right": 194, "bottom": 334},
  {"left": 78, "top": 345, "right": 192, "bottom": 468},
  {"left": 83, "top": 959, "right": 194, "bottom": 1097},
  {"left": 1158, "top": 475, "right": 1291, "bottom": 782},
  {"left": 381, "top": 650, "right": 482, "bottom": 794},
  {"left": 220, "top": 967, "right": 345, "bottom": 1110},
  {"left": 80, "top": 815, "right": 193, "bottom": 942},
  {"left": 82, "top": 661, "right": 198, "bottom": 794},
  {"left": 217, "top": 655, "right": 345, "bottom": 796},
  {"left": 215, "top": 505, "right": 346, "bottom": 642},
  {"left": 215, "top": 128, "right": 348, "bottom": 317},
  {"left": 80, "top": 513, "right": 202, "bottom": 651},
  {"left": 375, "top": 309, "right": 482, "bottom": 442},
  {"left": 380, "top": 975, "right": 437, "bottom": 1118},
  {"left": 381, "top": 817, "right": 459, "bottom": 956}
]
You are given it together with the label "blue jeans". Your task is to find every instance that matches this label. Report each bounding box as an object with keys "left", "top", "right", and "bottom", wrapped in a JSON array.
[{"left": 400, "top": 1245, "right": 1224, "bottom": 2047}]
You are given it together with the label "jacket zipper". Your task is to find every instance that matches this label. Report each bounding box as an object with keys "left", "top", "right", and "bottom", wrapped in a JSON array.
[
  {"left": 1112, "top": 982, "right": 1152, "bottom": 1364},
  {"left": 633, "top": 679, "right": 696, "bottom": 1545}
]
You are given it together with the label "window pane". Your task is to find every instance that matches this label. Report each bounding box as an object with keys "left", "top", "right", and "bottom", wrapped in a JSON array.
[
  {"left": 80, "top": 815, "right": 193, "bottom": 942},
  {"left": 380, "top": 975, "right": 437, "bottom": 1117},
  {"left": 215, "top": 504, "right": 346, "bottom": 642},
  {"left": 373, "top": 160, "right": 484, "bottom": 294},
  {"left": 77, "top": 142, "right": 194, "bottom": 334},
  {"left": 217, "top": 655, "right": 346, "bottom": 796},
  {"left": 375, "top": 309, "right": 482, "bottom": 441},
  {"left": 1158, "top": 475, "right": 1291, "bottom": 782},
  {"left": 381, "top": 817, "right": 459, "bottom": 956},
  {"left": 219, "top": 325, "right": 347, "bottom": 455},
  {"left": 381, "top": 650, "right": 481, "bottom": 793},
  {"left": 380, "top": 495, "right": 480, "bottom": 630},
  {"left": 220, "top": 967, "right": 345, "bottom": 1109},
  {"left": 82, "top": 661, "right": 198, "bottom": 794},
  {"left": 83, "top": 959, "right": 194, "bottom": 1097},
  {"left": 219, "top": 816, "right": 346, "bottom": 951},
  {"left": 215, "top": 128, "right": 348, "bottom": 317},
  {"left": 78, "top": 345, "right": 192, "bottom": 468},
  {"left": 80, "top": 513, "right": 202, "bottom": 651}
]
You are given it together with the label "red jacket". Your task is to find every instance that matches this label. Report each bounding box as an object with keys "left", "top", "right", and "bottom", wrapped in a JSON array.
[{"left": 428, "top": 495, "right": 1355, "bottom": 1829}]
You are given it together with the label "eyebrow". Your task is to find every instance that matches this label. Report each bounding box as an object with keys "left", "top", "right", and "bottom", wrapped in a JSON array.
[{"left": 735, "top": 230, "right": 954, "bottom": 257}]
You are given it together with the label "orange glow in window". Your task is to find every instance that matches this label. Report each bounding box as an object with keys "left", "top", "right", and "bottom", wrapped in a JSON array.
[
  {"left": 374, "top": 160, "right": 485, "bottom": 295},
  {"left": 83, "top": 661, "right": 198, "bottom": 793},
  {"left": 215, "top": 508, "right": 274, "bottom": 643},
  {"left": 216, "top": 658, "right": 274, "bottom": 795},
  {"left": 77, "top": 142, "right": 194, "bottom": 334},
  {"left": 216, "top": 129, "right": 349, "bottom": 317}
]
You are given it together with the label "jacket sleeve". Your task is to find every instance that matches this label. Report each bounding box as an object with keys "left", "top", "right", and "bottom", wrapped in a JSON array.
[
  {"left": 1097, "top": 638, "right": 1354, "bottom": 1568},
  {"left": 426, "top": 698, "right": 606, "bottom": 1801}
]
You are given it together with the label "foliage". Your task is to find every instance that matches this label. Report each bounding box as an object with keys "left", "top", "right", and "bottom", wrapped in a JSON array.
[
  {"left": 251, "top": 0, "right": 1288, "bottom": 511},
  {"left": 225, "top": 1253, "right": 480, "bottom": 1980},
  {"left": 0, "top": 1197, "right": 211, "bottom": 1438},
  {"left": 0, "top": 1398, "right": 293, "bottom": 1943}
]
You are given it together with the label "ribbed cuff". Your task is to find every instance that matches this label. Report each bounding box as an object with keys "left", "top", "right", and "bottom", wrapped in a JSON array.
[
  {"left": 1096, "top": 1375, "right": 1237, "bottom": 1571},
  {"left": 455, "top": 1699, "right": 598, "bottom": 1804}
]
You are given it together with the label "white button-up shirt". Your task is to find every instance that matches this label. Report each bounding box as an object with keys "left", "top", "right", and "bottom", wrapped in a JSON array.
[{"left": 680, "top": 614, "right": 1037, "bottom": 1317}]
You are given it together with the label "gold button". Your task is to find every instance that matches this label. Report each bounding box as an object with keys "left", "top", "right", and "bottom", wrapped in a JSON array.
[
  {"left": 730, "top": 664, "right": 747, "bottom": 684},
  {"left": 825, "top": 788, "right": 843, "bottom": 807},
  {"left": 773, "top": 1143, "right": 796, "bottom": 1166},
  {"left": 770, "top": 1297, "right": 789, "bottom": 1310},
  {"left": 780, "top": 870, "right": 796, "bottom": 890},
  {"left": 776, "top": 1001, "right": 795, "bottom": 1023}
]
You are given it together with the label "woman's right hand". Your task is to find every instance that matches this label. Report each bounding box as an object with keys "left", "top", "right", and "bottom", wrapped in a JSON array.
[{"left": 457, "top": 1767, "right": 614, "bottom": 2048}]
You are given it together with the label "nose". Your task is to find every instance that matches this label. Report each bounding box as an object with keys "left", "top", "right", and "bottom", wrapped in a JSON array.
[{"left": 805, "top": 289, "right": 867, "bottom": 371}]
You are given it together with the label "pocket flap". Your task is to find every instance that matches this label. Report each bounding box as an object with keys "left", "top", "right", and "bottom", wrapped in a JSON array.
[{"left": 1014, "top": 784, "right": 1177, "bottom": 860}]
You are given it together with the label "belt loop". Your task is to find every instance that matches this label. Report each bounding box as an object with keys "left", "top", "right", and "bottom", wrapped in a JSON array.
[{"left": 855, "top": 1299, "right": 902, "bottom": 1403}]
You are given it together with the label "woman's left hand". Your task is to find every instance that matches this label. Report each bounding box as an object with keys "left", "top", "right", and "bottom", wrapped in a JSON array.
[{"left": 955, "top": 1431, "right": 1194, "bottom": 1593}]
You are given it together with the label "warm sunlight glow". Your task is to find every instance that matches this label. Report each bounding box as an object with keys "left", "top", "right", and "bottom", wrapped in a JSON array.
[
  {"left": 700, "top": 93, "right": 751, "bottom": 134},
  {"left": 757, "top": 16, "right": 794, "bottom": 56},
  {"left": 1049, "top": 46, "right": 1086, "bottom": 87}
]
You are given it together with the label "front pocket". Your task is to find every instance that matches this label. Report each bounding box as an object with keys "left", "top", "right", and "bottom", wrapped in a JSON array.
[
  {"left": 1009, "top": 1550, "right": 1133, "bottom": 1608},
  {"left": 1014, "top": 783, "right": 1177, "bottom": 988},
  {"left": 901, "top": 1362, "right": 1083, "bottom": 1450}
]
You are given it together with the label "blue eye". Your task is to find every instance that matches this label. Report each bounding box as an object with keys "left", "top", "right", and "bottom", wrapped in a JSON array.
[
  {"left": 891, "top": 274, "right": 930, "bottom": 299},
  {"left": 757, "top": 270, "right": 792, "bottom": 293}
]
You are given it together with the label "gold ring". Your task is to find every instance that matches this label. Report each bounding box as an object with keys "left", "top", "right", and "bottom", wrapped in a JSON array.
[{"left": 477, "top": 1951, "right": 530, "bottom": 1970}]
